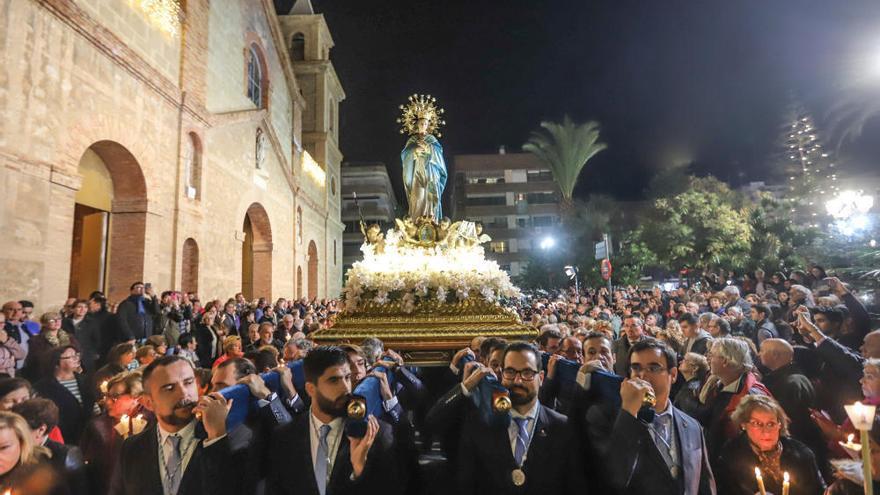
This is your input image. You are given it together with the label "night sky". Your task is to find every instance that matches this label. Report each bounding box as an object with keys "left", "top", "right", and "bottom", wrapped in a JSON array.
[{"left": 276, "top": 0, "right": 880, "bottom": 201}]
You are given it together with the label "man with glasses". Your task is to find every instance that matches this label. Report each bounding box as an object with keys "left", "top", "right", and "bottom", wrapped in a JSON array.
[
  {"left": 2, "top": 300, "right": 32, "bottom": 369},
  {"left": 605, "top": 338, "right": 716, "bottom": 495},
  {"left": 457, "top": 342, "right": 585, "bottom": 494}
]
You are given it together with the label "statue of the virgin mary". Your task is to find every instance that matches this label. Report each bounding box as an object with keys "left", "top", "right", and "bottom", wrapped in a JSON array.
[{"left": 398, "top": 94, "right": 447, "bottom": 221}]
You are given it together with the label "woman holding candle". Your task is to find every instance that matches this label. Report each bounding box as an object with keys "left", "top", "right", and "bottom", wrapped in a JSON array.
[
  {"left": 79, "top": 370, "right": 148, "bottom": 495},
  {"left": 716, "top": 395, "right": 826, "bottom": 495}
]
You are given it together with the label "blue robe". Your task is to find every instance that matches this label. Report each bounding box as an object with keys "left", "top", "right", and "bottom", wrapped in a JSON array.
[{"left": 401, "top": 134, "right": 447, "bottom": 220}]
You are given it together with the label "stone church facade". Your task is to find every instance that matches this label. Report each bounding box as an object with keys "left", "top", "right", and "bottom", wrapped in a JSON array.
[{"left": 0, "top": 0, "right": 345, "bottom": 308}]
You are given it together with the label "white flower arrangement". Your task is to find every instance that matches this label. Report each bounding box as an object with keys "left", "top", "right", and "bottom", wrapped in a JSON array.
[{"left": 343, "top": 228, "right": 521, "bottom": 313}]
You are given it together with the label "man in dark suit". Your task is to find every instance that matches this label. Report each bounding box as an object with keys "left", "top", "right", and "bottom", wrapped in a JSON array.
[
  {"left": 606, "top": 338, "right": 716, "bottom": 495},
  {"left": 613, "top": 316, "right": 647, "bottom": 376},
  {"left": 109, "top": 355, "right": 246, "bottom": 495},
  {"left": 456, "top": 342, "right": 585, "bottom": 495},
  {"left": 267, "top": 346, "right": 397, "bottom": 495}
]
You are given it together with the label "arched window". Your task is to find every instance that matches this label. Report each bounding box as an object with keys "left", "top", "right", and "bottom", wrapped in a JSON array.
[
  {"left": 291, "top": 33, "right": 305, "bottom": 61},
  {"left": 184, "top": 133, "right": 201, "bottom": 200},
  {"left": 247, "top": 45, "right": 264, "bottom": 108}
]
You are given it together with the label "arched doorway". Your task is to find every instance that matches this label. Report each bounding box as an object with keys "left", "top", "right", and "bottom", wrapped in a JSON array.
[
  {"left": 242, "top": 203, "right": 273, "bottom": 300},
  {"left": 296, "top": 266, "right": 303, "bottom": 299},
  {"left": 307, "top": 241, "right": 318, "bottom": 300},
  {"left": 68, "top": 141, "right": 147, "bottom": 302},
  {"left": 181, "top": 238, "right": 199, "bottom": 294}
]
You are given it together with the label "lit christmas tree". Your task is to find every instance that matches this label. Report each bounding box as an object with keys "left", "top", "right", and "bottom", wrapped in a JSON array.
[{"left": 779, "top": 102, "right": 840, "bottom": 227}]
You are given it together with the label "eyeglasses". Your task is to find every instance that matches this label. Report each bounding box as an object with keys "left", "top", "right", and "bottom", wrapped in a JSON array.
[
  {"left": 746, "top": 419, "right": 781, "bottom": 431},
  {"left": 501, "top": 368, "right": 538, "bottom": 381},
  {"left": 629, "top": 363, "right": 668, "bottom": 374}
]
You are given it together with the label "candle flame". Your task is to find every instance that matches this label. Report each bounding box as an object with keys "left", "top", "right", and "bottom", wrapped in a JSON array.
[
  {"left": 755, "top": 467, "right": 761, "bottom": 477},
  {"left": 784, "top": 471, "right": 789, "bottom": 482},
  {"left": 136, "top": 414, "right": 143, "bottom": 420},
  {"left": 849, "top": 433, "right": 855, "bottom": 443}
]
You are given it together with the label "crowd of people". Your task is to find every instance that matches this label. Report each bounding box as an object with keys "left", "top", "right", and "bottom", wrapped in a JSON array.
[{"left": 0, "top": 266, "right": 875, "bottom": 495}]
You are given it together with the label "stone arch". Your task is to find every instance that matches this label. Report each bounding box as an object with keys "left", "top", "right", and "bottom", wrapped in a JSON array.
[
  {"left": 181, "top": 238, "right": 199, "bottom": 294},
  {"left": 307, "top": 240, "right": 318, "bottom": 300},
  {"left": 242, "top": 203, "right": 273, "bottom": 300},
  {"left": 69, "top": 140, "right": 149, "bottom": 302}
]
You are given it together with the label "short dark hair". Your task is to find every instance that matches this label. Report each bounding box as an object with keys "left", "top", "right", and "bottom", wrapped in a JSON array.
[
  {"left": 303, "top": 346, "right": 349, "bottom": 384},
  {"left": 107, "top": 343, "right": 134, "bottom": 366},
  {"left": 584, "top": 331, "right": 611, "bottom": 346},
  {"left": 142, "top": 355, "right": 192, "bottom": 389},
  {"left": 753, "top": 304, "right": 772, "bottom": 320},
  {"left": 677, "top": 313, "right": 698, "bottom": 326},
  {"left": 252, "top": 347, "right": 279, "bottom": 372},
  {"left": 537, "top": 329, "right": 563, "bottom": 347},
  {"left": 45, "top": 345, "right": 79, "bottom": 375},
  {"left": 13, "top": 398, "right": 59, "bottom": 432},
  {"left": 714, "top": 318, "right": 731, "bottom": 336},
  {"left": 629, "top": 338, "right": 678, "bottom": 370},
  {"left": 161, "top": 291, "right": 174, "bottom": 300},
  {"left": 812, "top": 305, "right": 844, "bottom": 324},
  {"left": 215, "top": 357, "right": 257, "bottom": 381},
  {"left": 18, "top": 301, "right": 33, "bottom": 309},
  {"left": 88, "top": 294, "right": 108, "bottom": 311},
  {"left": 130, "top": 281, "right": 144, "bottom": 290},
  {"left": 178, "top": 333, "right": 195, "bottom": 347},
  {"left": 0, "top": 378, "right": 31, "bottom": 401},
  {"left": 502, "top": 342, "right": 543, "bottom": 372},
  {"left": 480, "top": 337, "right": 508, "bottom": 358}
]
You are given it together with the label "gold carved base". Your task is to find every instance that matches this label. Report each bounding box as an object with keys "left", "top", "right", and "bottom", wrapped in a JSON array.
[{"left": 312, "top": 299, "right": 537, "bottom": 366}]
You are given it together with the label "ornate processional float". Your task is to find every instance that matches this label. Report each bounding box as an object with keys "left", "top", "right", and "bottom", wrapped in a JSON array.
[{"left": 312, "top": 95, "right": 537, "bottom": 365}]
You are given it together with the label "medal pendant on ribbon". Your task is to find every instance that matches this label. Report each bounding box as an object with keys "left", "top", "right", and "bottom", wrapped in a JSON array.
[{"left": 511, "top": 468, "right": 526, "bottom": 486}]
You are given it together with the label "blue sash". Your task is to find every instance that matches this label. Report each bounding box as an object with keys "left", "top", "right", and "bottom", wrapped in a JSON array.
[
  {"left": 457, "top": 354, "right": 511, "bottom": 428},
  {"left": 344, "top": 358, "right": 399, "bottom": 437},
  {"left": 219, "top": 360, "right": 306, "bottom": 429}
]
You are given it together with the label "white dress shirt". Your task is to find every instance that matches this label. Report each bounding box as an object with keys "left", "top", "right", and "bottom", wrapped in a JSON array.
[
  {"left": 507, "top": 401, "right": 539, "bottom": 462},
  {"left": 156, "top": 419, "right": 225, "bottom": 495},
  {"left": 309, "top": 412, "right": 345, "bottom": 473}
]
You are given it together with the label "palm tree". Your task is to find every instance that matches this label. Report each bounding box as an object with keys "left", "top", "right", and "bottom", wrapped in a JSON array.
[{"left": 522, "top": 116, "right": 607, "bottom": 217}]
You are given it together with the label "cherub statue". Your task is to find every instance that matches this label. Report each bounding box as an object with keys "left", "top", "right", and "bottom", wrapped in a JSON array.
[{"left": 364, "top": 223, "right": 385, "bottom": 254}]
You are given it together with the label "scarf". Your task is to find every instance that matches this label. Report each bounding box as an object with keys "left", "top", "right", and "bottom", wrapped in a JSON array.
[
  {"left": 44, "top": 330, "right": 72, "bottom": 348},
  {"left": 751, "top": 441, "right": 784, "bottom": 488}
]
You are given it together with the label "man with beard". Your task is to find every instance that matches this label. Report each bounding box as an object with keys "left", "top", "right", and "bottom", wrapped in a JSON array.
[
  {"left": 267, "top": 346, "right": 396, "bottom": 495},
  {"left": 457, "top": 342, "right": 585, "bottom": 494},
  {"left": 109, "top": 355, "right": 246, "bottom": 495}
]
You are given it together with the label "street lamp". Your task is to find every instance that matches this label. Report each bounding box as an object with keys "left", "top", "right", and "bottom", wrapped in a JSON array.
[
  {"left": 564, "top": 265, "right": 579, "bottom": 294},
  {"left": 540, "top": 236, "right": 555, "bottom": 250}
]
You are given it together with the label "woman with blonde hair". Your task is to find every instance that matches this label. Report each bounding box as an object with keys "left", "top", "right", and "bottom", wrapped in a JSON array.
[
  {"left": 716, "top": 395, "right": 825, "bottom": 495},
  {"left": 0, "top": 410, "right": 56, "bottom": 492}
]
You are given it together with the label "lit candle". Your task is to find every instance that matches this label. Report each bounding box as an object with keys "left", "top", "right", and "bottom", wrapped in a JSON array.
[
  {"left": 842, "top": 432, "right": 863, "bottom": 452},
  {"left": 782, "top": 471, "right": 790, "bottom": 495},
  {"left": 114, "top": 414, "right": 131, "bottom": 438},
  {"left": 132, "top": 414, "right": 147, "bottom": 435},
  {"left": 755, "top": 467, "right": 766, "bottom": 495},
  {"left": 100, "top": 381, "right": 109, "bottom": 394}
]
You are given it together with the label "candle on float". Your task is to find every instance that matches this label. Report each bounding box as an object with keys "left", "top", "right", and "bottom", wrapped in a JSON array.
[
  {"left": 755, "top": 467, "right": 767, "bottom": 495},
  {"left": 782, "top": 471, "right": 790, "bottom": 495}
]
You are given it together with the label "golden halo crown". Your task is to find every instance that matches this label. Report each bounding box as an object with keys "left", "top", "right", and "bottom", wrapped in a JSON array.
[{"left": 397, "top": 94, "right": 446, "bottom": 137}]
